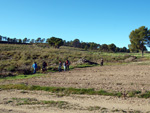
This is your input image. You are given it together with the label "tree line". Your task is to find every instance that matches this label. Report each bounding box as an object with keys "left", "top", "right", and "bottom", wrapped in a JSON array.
[
  {"left": 47, "top": 26, "right": 150, "bottom": 55},
  {"left": 0, "top": 35, "right": 129, "bottom": 52},
  {"left": 0, "top": 36, "right": 45, "bottom": 43},
  {"left": 2, "top": 25, "right": 150, "bottom": 55},
  {"left": 63, "top": 39, "right": 129, "bottom": 52},
  {"left": 0, "top": 35, "right": 129, "bottom": 53}
]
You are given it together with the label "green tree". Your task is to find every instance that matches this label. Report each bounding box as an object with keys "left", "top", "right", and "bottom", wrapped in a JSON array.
[
  {"left": 72, "top": 39, "right": 81, "bottom": 48},
  {"left": 0, "top": 35, "right": 2, "bottom": 41},
  {"left": 3, "top": 37, "right": 7, "bottom": 41},
  {"left": 89, "top": 42, "right": 99, "bottom": 50},
  {"left": 81, "top": 42, "right": 87, "bottom": 49},
  {"left": 108, "top": 43, "right": 116, "bottom": 52},
  {"left": 47, "top": 37, "right": 63, "bottom": 48},
  {"left": 36, "top": 37, "right": 41, "bottom": 43},
  {"left": 129, "top": 26, "right": 150, "bottom": 56},
  {"left": 100, "top": 44, "right": 109, "bottom": 52},
  {"left": 13, "top": 38, "right": 17, "bottom": 43},
  {"left": 23, "top": 37, "right": 27, "bottom": 43},
  {"left": 30, "top": 39, "right": 35, "bottom": 43},
  {"left": 41, "top": 38, "right": 45, "bottom": 43},
  {"left": 18, "top": 39, "right": 22, "bottom": 43},
  {"left": 7, "top": 37, "right": 10, "bottom": 42}
]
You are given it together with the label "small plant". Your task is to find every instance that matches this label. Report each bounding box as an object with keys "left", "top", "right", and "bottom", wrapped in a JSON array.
[
  {"left": 87, "top": 106, "right": 101, "bottom": 111},
  {"left": 139, "top": 91, "right": 150, "bottom": 98},
  {"left": 11, "top": 97, "right": 69, "bottom": 108},
  {"left": 128, "top": 91, "right": 141, "bottom": 97}
]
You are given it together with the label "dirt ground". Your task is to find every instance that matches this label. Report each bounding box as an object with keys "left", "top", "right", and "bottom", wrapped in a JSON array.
[{"left": 0, "top": 63, "right": 150, "bottom": 113}]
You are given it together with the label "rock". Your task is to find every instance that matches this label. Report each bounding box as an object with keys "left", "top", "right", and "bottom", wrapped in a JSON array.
[
  {"left": 74, "top": 58, "right": 98, "bottom": 65},
  {"left": 124, "top": 56, "right": 137, "bottom": 62}
]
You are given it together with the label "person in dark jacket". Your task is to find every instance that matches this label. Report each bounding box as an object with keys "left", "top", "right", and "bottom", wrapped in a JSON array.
[
  {"left": 66, "top": 59, "right": 70, "bottom": 71},
  {"left": 42, "top": 61, "right": 47, "bottom": 72},
  {"left": 101, "top": 58, "right": 103, "bottom": 66}
]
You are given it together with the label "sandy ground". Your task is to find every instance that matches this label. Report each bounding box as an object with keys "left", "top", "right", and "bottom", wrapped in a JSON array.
[
  {"left": 1, "top": 63, "right": 150, "bottom": 112},
  {"left": 0, "top": 89, "right": 150, "bottom": 113}
]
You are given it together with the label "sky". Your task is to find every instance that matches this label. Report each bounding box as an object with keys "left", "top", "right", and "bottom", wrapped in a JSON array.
[{"left": 0, "top": 0, "right": 150, "bottom": 48}]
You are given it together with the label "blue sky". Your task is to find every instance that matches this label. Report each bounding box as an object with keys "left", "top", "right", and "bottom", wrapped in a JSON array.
[{"left": 0, "top": 0, "right": 150, "bottom": 48}]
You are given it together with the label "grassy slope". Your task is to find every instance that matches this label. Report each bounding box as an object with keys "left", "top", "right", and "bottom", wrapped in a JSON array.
[{"left": 0, "top": 43, "right": 150, "bottom": 75}]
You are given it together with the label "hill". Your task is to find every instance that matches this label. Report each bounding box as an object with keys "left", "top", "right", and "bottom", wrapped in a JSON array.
[{"left": 0, "top": 43, "right": 148, "bottom": 76}]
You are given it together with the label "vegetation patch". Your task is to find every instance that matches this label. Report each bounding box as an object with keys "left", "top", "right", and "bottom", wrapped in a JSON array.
[
  {"left": 0, "top": 84, "right": 144, "bottom": 98},
  {"left": 0, "top": 73, "right": 45, "bottom": 81},
  {"left": 1, "top": 84, "right": 150, "bottom": 98},
  {"left": 139, "top": 91, "right": 150, "bottom": 98},
  {"left": 128, "top": 90, "right": 141, "bottom": 97},
  {"left": 7, "top": 97, "right": 69, "bottom": 109}
]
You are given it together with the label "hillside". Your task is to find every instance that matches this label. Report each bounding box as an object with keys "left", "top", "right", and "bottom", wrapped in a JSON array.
[{"left": 0, "top": 43, "right": 148, "bottom": 76}]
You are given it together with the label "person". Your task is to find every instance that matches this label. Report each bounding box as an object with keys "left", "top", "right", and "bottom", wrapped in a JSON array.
[
  {"left": 42, "top": 61, "right": 47, "bottom": 72},
  {"left": 58, "top": 60, "right": 62, "bottom": 72},
  {"left": 101, "top": 58, "right": 103, "bottom": 66},
  {"left": 32, "top": 62, "right": 37, "bottom": 74},
  {"left": 66, "top": 59, "right": 70, "bottom": 71},
  {"left": 63, "top": 62, "right": 66, "bottom": 71}
]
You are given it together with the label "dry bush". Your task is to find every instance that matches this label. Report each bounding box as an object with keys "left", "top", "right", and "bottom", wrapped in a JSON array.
[
  {"left": 0, "top": 72, "right": 15, "bottom": 78},
  {"left": 16, "top": 65, "right": 32, "bottom": 75}
]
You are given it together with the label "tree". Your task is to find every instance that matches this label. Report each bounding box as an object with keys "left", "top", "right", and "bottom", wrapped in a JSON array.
[
  {"left": 81, "top": 42, "right": 87, "bottom": 49},
  {"left": 108, "top": 43, "right": 116, "bottom": 52},
  {"left": 129, "top": 26, "right": 150, "bottom": 56},
  {"left": 36, "top": 37, "right": 41, "bottom": 43},
  {"left": 23, "top": 37, "right": 28, "bottom": 43},
  {"left": 30, "top": 39, "right": 35, "bottom": 43},
  {"left": 47, "top": 37, "right": 63, "bottom": 48},
  {"left": 7, "top": 37, "right": 10, "bottom": 42},
  {"left": 100, "top": 44, "right": 109, "bottom": 52},
  {"left": 3, "top": 37, "right": 7, "bottom": 41},
  {"left": 72, "top": 39, "right": 81, "bottom": 48},
  {"left": 89, "top": 42, "right": 99, "bottom": 50},
  {"left": 18, "top": 39, "right": 22, "bottom": 43},
  {"left": 122, "top": 47, "right": 127, "bottom": 52},
  {"left": 41, "top": 38, "right": 45, "bottom": 43},
  {"left": 0, "top": 35, "right": 2, "bottom": 41}
]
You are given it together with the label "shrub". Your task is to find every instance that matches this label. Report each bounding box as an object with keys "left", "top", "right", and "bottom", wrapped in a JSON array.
[
  {"left": 0, "top": 65, "right": 5, "bottom": 71},
  {"left": 0, "top": 72, "right": 15, "bottom": 78},
  {"left": 139, "top": 91, "right": 150, "bottom": 98},
  {"left": 128, "top": 91, "right": 141, "bottom": 97},
  {"left": 17, "top": 65, "right": 32, "bottom": 75},
  {"left": 47, "top": 67, "right": 58, "bottom": 72},
  {"left": 6, "top": 65, "right": 16, "bottom": 72}
]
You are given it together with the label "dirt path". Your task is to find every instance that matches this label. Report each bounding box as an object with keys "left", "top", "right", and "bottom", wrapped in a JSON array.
[{"left": 0, "top": 89, "right": 150, "bottom": 113}]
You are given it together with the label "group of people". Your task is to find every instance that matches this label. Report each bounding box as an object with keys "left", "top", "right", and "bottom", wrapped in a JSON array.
[
  {"left": 58, "top": 59, "right": 70, "bottom": 72},
  {"left": 32, "top": 58, "right": 103, "bottom": 74},
  {"left": 32, "top": 59, "right": 70, "bottom": 74}
]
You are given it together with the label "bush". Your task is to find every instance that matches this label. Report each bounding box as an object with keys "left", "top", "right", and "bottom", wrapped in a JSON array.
[
  {"left": 0, "top": 72, "right": 15, "bottom": 78},
  {"left": 0, "top": 65, "right": 5, "bottom": 71},
  {"left": 6, "top": 65, "right": 16, "bottom": 72},
  {"left": 17, "top": 65, "right": 32, "bottom": 75},
  {"left": 47, "top": 67, "right": 58, "bottom": 72}
]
